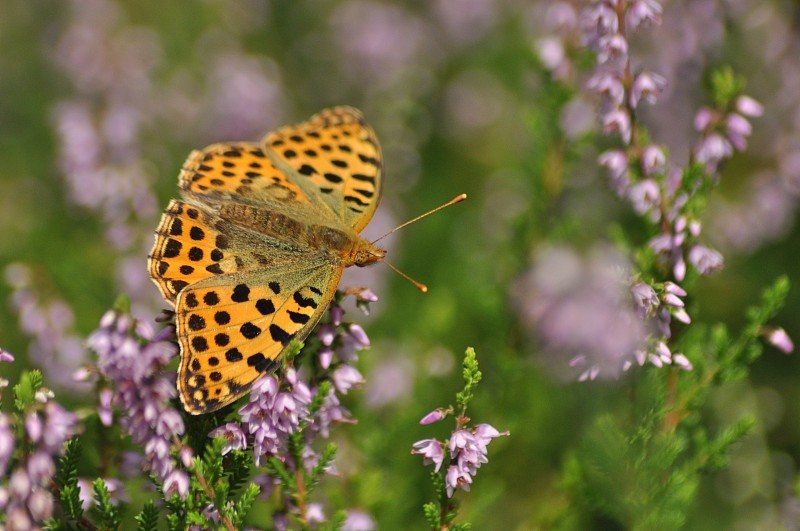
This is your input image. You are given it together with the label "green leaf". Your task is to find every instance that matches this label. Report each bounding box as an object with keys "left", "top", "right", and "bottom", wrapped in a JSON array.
[
  {"left": 13, "top": 370, "right": 43, "bottom": 411},
  {"left": 423, "top": 502, "right": 440, "bottom": 530},
  {"left": 308, "top": 443, "right": 337, "bottom": 492},
  {"left": 231, "top": 482, "right": 261, "bottom": 527},
  {"left": 92, "top": 477, "right": 122, "bottom": 530},
  {"left": 134, "top": 501, "right": 159, "bottom": 531},
  {"left": 54, "top": 438, "right": 84, "bottom": 521},
  {"left": 455, "top": 347, "right": 482, "bottom": 412}
]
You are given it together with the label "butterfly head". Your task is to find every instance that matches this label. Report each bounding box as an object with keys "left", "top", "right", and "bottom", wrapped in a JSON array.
[{"left": 352, "top": 239, "right": 386, "bottom": 268}]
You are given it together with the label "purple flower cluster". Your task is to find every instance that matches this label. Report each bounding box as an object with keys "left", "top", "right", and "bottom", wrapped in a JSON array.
[
  {"left": 412, "top": 412, "right": 507, "bottom": 498},
  {"left": 522, "top": 0, "right": 794, "bottom": 380},
  {"left": 208, "top": 289, "right": 372, "bottom": 522},
  {"left": 585, "top": 0, "right": 791, "bottom": 361},
  {"left": 5, "top": 263, "right": 88, "bottom": 391},
  {"left": 0, "top": 356, "right": 79, "bottom": 528},
  {"left": 88, "top": 309, "right": 188, "bottom": 485}
]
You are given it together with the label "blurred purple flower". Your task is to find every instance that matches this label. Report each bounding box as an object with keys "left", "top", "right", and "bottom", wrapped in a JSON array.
[
  {"left": 342, "top": 509, "right": 376, "bottom": 531},
  {"left": 631, "top": 282, "right": 659, "bottom": 319},
  {"left": 513, "top": 245, "right": 647, "bottom": 380},
  {"left": 627, "top": 0, "right": 663, "bottom": 29},
  {"left": 630, "top": 71, "right": 667, "bottom": 108},
  {"left": 0, "top": 414, "right": 13, "bottom": 477},
  {"left": 5, "top": 263, "right": 89, "bottom": 391},
  {"left": 766, "top": 328, "right": 794, "bottom": 354},
  {"left": 687, "top": 245, "right": 724, "bottom": 275}
]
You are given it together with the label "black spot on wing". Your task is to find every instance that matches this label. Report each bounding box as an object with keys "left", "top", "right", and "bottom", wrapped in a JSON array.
[{"left": 293, "top": 291, "right": 318, "bottom": 309}]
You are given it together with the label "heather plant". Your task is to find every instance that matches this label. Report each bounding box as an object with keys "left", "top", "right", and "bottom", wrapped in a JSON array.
[{"left": 2, "top": 0, "right": 800, "bottom": 529}]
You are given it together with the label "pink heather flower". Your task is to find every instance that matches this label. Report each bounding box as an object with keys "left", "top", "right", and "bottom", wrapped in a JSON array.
[
  {"left": 597, "top": 33, "right": 628, "bottom": 64},
  {"left": 27, "top": 488, "right": 54, "bottom": 521},
  {"left": 25, "top": 412, "right": 43, "bottom": 443},
  {"left": 688, "top": 245, "right": 724, "bottom": 275},
  {"left": 630, "top": 71, "right": 667, "bottom": 108},
  {"left": 446, "top": 464, "right": 473, "bottom": 497},
  {"left": 602, "top": 108, "right": 632, "bottom": 144},
  {"left": 673, "top": 308, "right": 692, "bottom": 324},
  {"left": 331, "top": 365, "right": 365, "bottom": 394},
  {"left": 694, "top": 107, "right": 715, "bottom": 131},
  {"left": 98, "top": 388, "right": 113, "bottom": 427},
  {"left": 419, "top": 408, "right": 447, "bottom": 425},
  {"left": 209, "top": 423, "right": 247, "bottom": 454},
  {"left": 766, "top": 328, "right": 794, "bottom": 354},
  {"left": 648, "top": 353, "right": 664, "bottom": 368},
  {"left": 725, "top": 113, "right": 753, "bottom": 151},
  {"left": 41, "top": 402, "right": 78, "bottom": 454},
  {"left": 656, "top": 341, "right": 672, "bottom": 364},
  {"left": 663, "top": 281, "right": 687, "bottom": 297},
  {"left": 627, "top": 179, "right": 660, "bottom": 215},
  {"left": 536, "top": 37, "right": 567, "bottom": 72},
  {"left": 663, "top": 293, "right": 684, "bottom": 308},
  {"left": 582, "top": 4, "right": 619, "bottom": 39},
  {"left": 673, "top": 353, "right": 693, "bottom": 371},
  {"left": 641, "top": 144, "right": 666, "bottom": 175},
  {"left": 598, "top": 149, "right": 628, "bottom": 177},
  {"left": 626, "top": 0, "right": 663, "bottom": 29},
  {"left": 0, "top": 414, "right": 13, "bottom": 477},
  {"left": 735, "top": 95, "right": 764, "bottom": 117},
  {"left": 27, "top": 451, "right": 55, "bottom": 485},
  {"left": 599, "top": 149, "right": 630, "bottom": 195},
  {"left": 163, "top": 470, "right": 189, "bottom": 499},
  {"left": 0, "top": 349, "right": 14, "bottom": 362},
  {"left": 587, "top": 71, "right": 625, "bottom": 106},
  {"left": 307, "top": 503, "right": 326, "bottom": 524},
  {"left": 726, "top": 113, "right": 752, "bottom": 138},
  {"left": 411, "top": 438, "right": 445, "bottom": 473},
  {"left": 631, "top": 282, "right": 659, "bottom": 319},
  {"left": 694, "top": 133, "right": 733, "bottom": 167},
  {"left": 342, "top": 509, "right": 376, "bottom": 531}
]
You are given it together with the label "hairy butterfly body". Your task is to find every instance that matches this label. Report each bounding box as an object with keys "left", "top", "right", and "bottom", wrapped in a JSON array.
[{"left": 148, "top": 107, "right": 384, "bottom": 414}]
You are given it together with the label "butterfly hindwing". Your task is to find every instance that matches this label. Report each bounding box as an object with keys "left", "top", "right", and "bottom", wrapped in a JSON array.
[
  {"left": 263, "top": 106, "right": 383, "bottom": 232},
  {"left": 176, "top": 264, "right": 342, "bottom": 414}
]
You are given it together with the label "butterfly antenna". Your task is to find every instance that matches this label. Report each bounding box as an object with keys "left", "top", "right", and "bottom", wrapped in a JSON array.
[
  {"left": 384, "top": 259, "right": 428, "bottom": 293},
  {"left": 371, "top": 194, "right": 467, "bottom": 244}
]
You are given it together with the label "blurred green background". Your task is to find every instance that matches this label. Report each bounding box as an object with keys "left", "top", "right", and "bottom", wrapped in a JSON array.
[{"left": 2, "top": 0, "right": 800, "bottom": 528}]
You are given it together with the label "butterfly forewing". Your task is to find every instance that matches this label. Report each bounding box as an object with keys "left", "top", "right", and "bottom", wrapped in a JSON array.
[
  {"left": 263, "top": 106, "right": 383, "bottom": 232},
  {"left": 176, "top": 264, "right": 341, "bottom": 414}
]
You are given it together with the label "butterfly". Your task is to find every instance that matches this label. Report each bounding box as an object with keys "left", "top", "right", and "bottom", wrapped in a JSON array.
[{"left": 148, "top": 107, "right": 384, "bottom": 415}]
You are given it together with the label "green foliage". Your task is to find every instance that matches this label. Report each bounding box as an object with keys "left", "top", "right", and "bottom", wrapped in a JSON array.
[
  {"left": 54, "top": 438, "right": 84, "bottom": 523},
  {"left": 13, "top": 369, "right": 43, "bottom": 411},
  {"left": 455, "top": 347, "right": 482, "bottom": 414},
  {"left": 91, "top": 478, "right": 122, "bottom": 530},
  {"left": 134, "top": 501, "right": 159, "bottom": 531},
  {"left": 708, "top": 66, "right": 747, "bottom": 109},
  {"left": 563, "top": 279, "right": 790, "bottom": 528}
]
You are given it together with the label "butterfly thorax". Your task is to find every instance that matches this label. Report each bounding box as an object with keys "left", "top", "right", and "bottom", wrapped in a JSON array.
[{"left": 218, "top": 202, "right": 384, "bottom": 266}]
